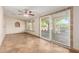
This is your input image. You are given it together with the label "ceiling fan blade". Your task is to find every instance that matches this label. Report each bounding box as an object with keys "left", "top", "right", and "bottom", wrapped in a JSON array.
[
  {"left": 18, "top": 13, "right": 22, "bottom": 15},
  {"left": 18, "top": 9, "right": 35, "bottom": 16},
  {"left": 29, "top": 14, "right": 34, "bottom": 16},
  {"left": 29, "top": 11, "right": 32, "bottom": 13},
  {"left": 18, "top": 10, "right": 22, "bottom": 12},
  {"left": 25, "top": 11, "right": 27, "bottom": 14}
]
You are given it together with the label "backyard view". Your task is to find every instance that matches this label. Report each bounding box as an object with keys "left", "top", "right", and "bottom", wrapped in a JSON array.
[
  {"left": 40, "top": 11, "right": 70, "bottom": 46},
  {"left": 52, "top": 16, "right": 70, "bottom": 46},
  {"left": 40, "top": 17, "right": 49, "bottom": 39}
]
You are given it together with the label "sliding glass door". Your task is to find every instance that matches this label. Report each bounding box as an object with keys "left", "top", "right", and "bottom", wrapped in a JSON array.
[
  {"left": 52, "top": 10, "right": 71, "bottom": 47},
  {"left": 40, "top": 17, "right": 50, "bottom": 40},
  {"left": 40, "top": 9, "right": 71, "bottom": 47}
]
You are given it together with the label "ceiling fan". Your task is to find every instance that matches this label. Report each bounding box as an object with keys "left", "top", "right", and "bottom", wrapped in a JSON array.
[{"left": 18, "top": 9, "right": 35, "bottom": 17}]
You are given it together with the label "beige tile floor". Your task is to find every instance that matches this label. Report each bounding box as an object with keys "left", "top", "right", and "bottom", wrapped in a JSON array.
[{"left": 0, "top": 33, "right": 70, "bottom": 53}]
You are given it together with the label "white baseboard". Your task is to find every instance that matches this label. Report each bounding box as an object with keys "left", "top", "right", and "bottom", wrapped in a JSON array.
[
  {"left": 25, "top": 31, "right": 40, "bottom": 37},
  {"left": 5, "top": 32, "right": 25, "bottom": 35}
]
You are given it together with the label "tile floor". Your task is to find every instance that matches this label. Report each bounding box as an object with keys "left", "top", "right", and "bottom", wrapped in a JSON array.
[{"left": 0, "top": 33, "right": 70, "bottom": 53}]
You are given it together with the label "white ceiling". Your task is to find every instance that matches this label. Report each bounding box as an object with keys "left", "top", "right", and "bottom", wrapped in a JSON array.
[{"left": 3, "top": 6, "right": 68, "bottom": 20}]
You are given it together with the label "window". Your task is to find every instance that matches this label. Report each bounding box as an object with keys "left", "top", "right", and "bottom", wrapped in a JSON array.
[{"left": 26, "top": 21, "right": 34, "bottom": 31}]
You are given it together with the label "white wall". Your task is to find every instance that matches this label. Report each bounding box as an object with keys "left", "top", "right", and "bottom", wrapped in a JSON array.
[
  {"left": 5, "top": 16, "right": 25, "bottom": 34},
  {"left": 0, "top": 7, "right": 5, "bottom": 46},
  {"left": 33, "top": 17, "right": 40, "bottom": 36},
  {"left": 73, "top": 7, "right": 79, "bottom": 49}
]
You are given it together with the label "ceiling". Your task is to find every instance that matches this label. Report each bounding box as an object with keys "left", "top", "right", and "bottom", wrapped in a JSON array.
[{"left": 3, "top": 6, "right": 68, "bottom": 20}]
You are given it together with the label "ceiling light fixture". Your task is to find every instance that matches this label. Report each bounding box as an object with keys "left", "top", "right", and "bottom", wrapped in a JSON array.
[
  {"left": 18, "top": 9, "right": 35, "bottom": 17},
  {"left": 23, "top": 14, "right": 29, "bottom": 17}
]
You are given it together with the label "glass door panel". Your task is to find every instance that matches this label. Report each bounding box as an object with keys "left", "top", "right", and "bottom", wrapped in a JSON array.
[
  {"left": 54, "top": 17, "right": 70, "bottom": 46},
  {"left": 40, "top": 17, "right": 50, "bottom": 39},
  {"left": 52, "top": 10, "right": 71, "bottom": 47}
]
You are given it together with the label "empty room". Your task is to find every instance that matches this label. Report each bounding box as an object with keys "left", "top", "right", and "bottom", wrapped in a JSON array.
[{"left": 0, "top": 6, "right": 79, "bottom": 53}]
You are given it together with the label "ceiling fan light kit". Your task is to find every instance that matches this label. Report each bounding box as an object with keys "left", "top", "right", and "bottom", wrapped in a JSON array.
[
  {"left": 18, "top": 9, "right": 35, "bottom": 17},
  {"left": 23, "top": 14, "right": 29, "bottom": 17}
]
